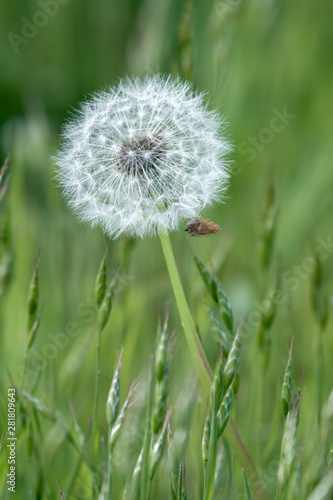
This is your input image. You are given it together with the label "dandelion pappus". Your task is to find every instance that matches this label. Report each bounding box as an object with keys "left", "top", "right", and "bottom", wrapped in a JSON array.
[
  {"left": 184, "top": 217, "right": 221, "bottom": 237},
  {"left": 55, "top": 76, "right": 231, "bottom": 239}
]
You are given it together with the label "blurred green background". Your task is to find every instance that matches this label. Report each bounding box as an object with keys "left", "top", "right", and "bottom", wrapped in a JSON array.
[{"left": 0, "top": 0, "right": 333, "bottom": 498}]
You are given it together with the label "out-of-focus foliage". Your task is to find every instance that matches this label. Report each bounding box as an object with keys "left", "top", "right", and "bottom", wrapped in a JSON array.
[{"left": 0, "top": 0, "right": 332, "bottom": 498}]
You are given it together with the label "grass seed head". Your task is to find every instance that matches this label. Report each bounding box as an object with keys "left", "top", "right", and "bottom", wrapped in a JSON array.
[
  {"left": 98, "top": 268, "right": 118, "bottom": 332},
  {"left": 217, "top": 385, "right": 232, "bottom": 438},
  {"left": 194, "top": 254, "right": 218, "bottom": 303},
  {"left": 311, "top": 243, "right": 329, "bottom": 330},
  {"left": 216, "top": 281, "right": 234, "bottom": 333},
  {"left": 223, "top": 326, "right": 240, "bottom": 391},
  {"left": 242, "top": 468, "right": 253, "bottom": 500},
  {"left": 281, "top": 339, "right": 293, "bottom": 418},
  {"left": 210, "top": 352, "right": 224, "bottom": 410},
  {"left": 149, "top": 412, "right": 170, "bottom": 480},
  {"left": 202, "top": 411, "right": 211, "bottom": 465},
  {"left": 26, "top": 313, "right": 41, "bottom": 351},
  {"left": 205, "top": 303, "right": 231, "bottom": 357},
  {"left": 152, "top": 374, "right": 169, "bottom": 435},
  {"left": 27, "top": 252, "right": 40, "bottom": 332},
  {"left": 259, "top": 181, "right": 278, "bottom": 269},
  {"left": 106, "top": 350, "right": 123, "bottom": 427},
  {"left": 109, "top": 381, "right": 136, "bottom": 449},
  {"left": 0, "top": 155, "right": 10, "bottom": 203},
  {"left": 277, "top": 409, "right": 299, "bottom": 492},
  {"left": 95, "top": 242, "right": 109, "bottom": 307},
  {"left": 155, "top": 311, "right": 169, "bottom": 381}
]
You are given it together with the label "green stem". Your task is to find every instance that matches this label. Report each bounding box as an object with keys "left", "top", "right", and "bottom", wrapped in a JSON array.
[
  {"left": 93, "top": 330, "right": 102, "bottom": 453},
  {"left": 92, "top": 330, "right": 102, "bottom": 498},
  {"left": 159, "top": 231, "right": 271, "bottom": 500},
  {"left": 107, "top": 439, "right": 112, "bottom": 500},
  {"left": 140, "top": 357, "right": 154, "bottom": 500},
  {"left": 159, "top": 231, "right": 213, "bottom": 386},
  {"left": 316, "top": 326, "right": 324, "bottom": 426}
]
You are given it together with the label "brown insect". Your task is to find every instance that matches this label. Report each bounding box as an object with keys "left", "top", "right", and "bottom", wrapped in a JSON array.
[{"left": 184, "top": 217, "right": 221, "bottom": 237}]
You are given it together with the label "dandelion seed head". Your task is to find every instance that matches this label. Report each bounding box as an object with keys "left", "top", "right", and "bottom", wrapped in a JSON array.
[{"left": 55, "top": 75, "right": 232, "bottom": 239}]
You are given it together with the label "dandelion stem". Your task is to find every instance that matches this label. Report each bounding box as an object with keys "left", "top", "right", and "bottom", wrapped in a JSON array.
[
  {"left": 159, "top": 231, "right": 271, "bottom": 500},
  {"left": 159, "top": 231, "right": 213, "bottom": 386}
]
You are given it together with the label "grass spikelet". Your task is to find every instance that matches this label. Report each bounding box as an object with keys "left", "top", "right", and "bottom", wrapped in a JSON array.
[
  {"left": 210, "top": 350, "right": 224, "bottom": 410},
  {"left": 259, "top": 181, "right": 278, "bottom": 269},
  {"left": 193, "top": 254, "right": 218, "bottom": 303},
  {"left": 311, "top": 242, "right": 329, "bottom": 331},
  {"left": 27, "top": 251, "right": 41, "bottom": 332},
  {"left": 152, "top": 374, "right": 169, "bottom": 436},
  {"left": 281, "top": 339, "right": 294, "bottom": 418},
  {"left": 223, "top": 324, "right": 240, "bottom": 391},
  {"left": 257, "top": 277, "right": 278, "bottom": 351},
  {"left": 277, "top": 407, "right": 300, "bottom": 497},
  {"left": 23, "top": 252, "right": 42, "bottom": 385},
  {"left": 311, "top": 242, "right": 329, "bottom": 425},
  {"left": 149, "top": 412, "right": 171, "bottom": 481},
  {"left": 205, "top": 303, "right": 231, "bottom": 357},
  {"left": 95, "top": 242, "right": 109, "bottom": 307},
  {"left": 216, "top": 281, "right": 234, "bottom": 333},
  {"left": 109, "top": 381, "right": 136, "bottom": 450},
  {"left": 194, "top": 251, "right": 234, "bottom": 333},
  {"left": 106, "top": 354, "right": 135, "bottom": 498},
  {"left": 178, "top": 462, "right": 187, "bottom": 500},
  {"left": 155, "top": 310, "right": 169, "bottom": 382},
  {"left": 0, "top": 155, "right": 10, "bottom": 203},
  {"left": 242, "top": 468, "right": 253, "bottom": 499},
  {"left": 217, "top": 385, "right": 233, "bottom": 438},
  {"left": 0, "top": 215, "right": 13, "bottom": 299},
  {"left": 106, "top": 349, "right": 123, "bottom": 427},
  {"left": 26, "top": 313, "right": 41, "bottom": 351},
  {"left": 125, "top": 449, "right": 143, "bottom": 500},
  {"left": 98, "top": 267, "right": 119, "bottom": 332},
  {"left": 168, "top": 417, "right": 192, "bottom": 500},
  {"left": 202, "top": 409, "right": 211, "bottom": 465},
  {"left": 153, "top": 311, "right": 171, "bottom": 435}
]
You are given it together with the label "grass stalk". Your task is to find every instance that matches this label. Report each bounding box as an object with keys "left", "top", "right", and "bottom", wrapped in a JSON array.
[
  {"left": 92, "top": 330, "right": 102, "bottom": 473},
  {"left": 316, "top": 326, "right": 324, "bottom": 425},
  {"left": 107, "top": 446, "right": 112, "bottom": 500}
]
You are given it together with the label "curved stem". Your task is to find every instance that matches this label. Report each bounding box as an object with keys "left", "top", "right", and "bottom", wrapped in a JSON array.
[
  {"left": 159, "top": 231, "right": 213, "bottom": 387},
  {"left": 159, "top": 231, "right": 271, "bottom": 500}
]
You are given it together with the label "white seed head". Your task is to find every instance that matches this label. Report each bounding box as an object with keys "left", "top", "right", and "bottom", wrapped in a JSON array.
[{"left": 55, "top": 75, "right": 232, "bottom": 239}]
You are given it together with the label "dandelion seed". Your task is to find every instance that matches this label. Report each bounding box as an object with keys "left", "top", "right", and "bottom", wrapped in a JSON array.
[{"left": 55, "top": 75, "right": 231, "bottom": 239}]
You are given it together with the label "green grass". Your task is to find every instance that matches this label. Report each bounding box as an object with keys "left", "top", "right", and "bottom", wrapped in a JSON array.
[{"left": 1, "top": 0, "right": 333, "bottom": 498}]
